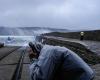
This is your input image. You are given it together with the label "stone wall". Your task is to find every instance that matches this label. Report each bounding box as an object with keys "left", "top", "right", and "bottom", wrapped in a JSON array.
[{"left": 44, "top": 30, "right": 100, "bottom": 41}]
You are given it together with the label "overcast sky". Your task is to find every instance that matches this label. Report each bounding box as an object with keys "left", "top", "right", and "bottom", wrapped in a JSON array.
[{"left": 0, "top": 0, "right": 100, "bottom": 30}]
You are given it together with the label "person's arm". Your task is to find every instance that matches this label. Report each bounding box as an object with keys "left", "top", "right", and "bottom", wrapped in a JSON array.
[
  {"left": 29, "top": 45, "right": 65, "bottom": 80},
  {"left": 30, "top": 54, "right": 57, "bottom": 80}
]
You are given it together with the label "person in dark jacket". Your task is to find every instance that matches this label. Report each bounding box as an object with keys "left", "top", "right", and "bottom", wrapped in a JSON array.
[
  {"left": 80, "top": 32, "right": 85, "bottom": 40},
  {"left": 29, "top": 42, "right": 94, "bottom": 80}
]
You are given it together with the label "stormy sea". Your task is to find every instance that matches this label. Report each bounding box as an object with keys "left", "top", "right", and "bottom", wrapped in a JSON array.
[{"left": 0, "top": 27, "right": 68, "bottom": 46}]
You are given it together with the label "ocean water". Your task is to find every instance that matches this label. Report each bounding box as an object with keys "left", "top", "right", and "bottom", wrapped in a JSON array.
[
  {"left": 0, "top": 27, "right": 52, "bottom": 46},
  {"left": 0, "top": 36, "right": 35, "bottom": 46}
]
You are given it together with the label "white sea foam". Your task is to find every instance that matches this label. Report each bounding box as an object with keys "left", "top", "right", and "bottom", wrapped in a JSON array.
[{"left": 0, "top": 36, "right": 35, "bottom": 46}]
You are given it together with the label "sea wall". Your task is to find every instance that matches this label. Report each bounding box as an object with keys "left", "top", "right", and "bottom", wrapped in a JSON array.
[
  {"left": 43, "top": 30, "right": 100, "bottom": 41},
  {"left": 42, "top": 37, "right": 100, "bottom": 64}
]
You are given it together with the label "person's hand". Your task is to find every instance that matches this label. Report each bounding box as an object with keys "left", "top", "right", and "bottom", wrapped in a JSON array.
[{"left": 28, "top": 48, "right": 37, "bottom": 59}]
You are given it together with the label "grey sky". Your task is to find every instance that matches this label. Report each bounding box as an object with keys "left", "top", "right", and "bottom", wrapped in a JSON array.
[{"left": 0, "top": 0, "right": 100, "bottom": 30}]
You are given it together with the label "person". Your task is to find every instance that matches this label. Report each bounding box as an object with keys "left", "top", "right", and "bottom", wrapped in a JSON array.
[
  {"left": 28, "top": 42, "right": 94, "bottom": 80},
  {"left": 80, "top": 32, "right": 84, "bottom": 40}
]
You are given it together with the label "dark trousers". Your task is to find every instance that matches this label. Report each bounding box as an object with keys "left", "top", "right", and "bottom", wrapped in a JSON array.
[{"left": 80, "top": 36, "right": 84, "bottom": 40}]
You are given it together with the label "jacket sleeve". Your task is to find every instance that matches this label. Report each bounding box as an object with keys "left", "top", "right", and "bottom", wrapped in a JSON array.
[
  {"left": 30, "top": 55, "right": 57, "bottom": 80},
  {"left": 29, "top": 45, "right": 66, "bottom": 80}
]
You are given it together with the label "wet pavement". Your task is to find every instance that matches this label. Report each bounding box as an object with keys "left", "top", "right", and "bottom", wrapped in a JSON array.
[
  {"left": 0, "top": 46, "right": 20, "bottom": 60},
  {"left": 0, "top": 44, "right": 100, "bottom": 80},
  {"left": 21, "top": 48, "right": 30, "bottom": 80},
  {"left": 0, "top": 46, "right": 30, "bottom": 80}
]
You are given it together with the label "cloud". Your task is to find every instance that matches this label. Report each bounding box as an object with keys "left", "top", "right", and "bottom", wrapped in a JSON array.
[{"left": 0, "top": 0, "right": 100, "bottom": 30}]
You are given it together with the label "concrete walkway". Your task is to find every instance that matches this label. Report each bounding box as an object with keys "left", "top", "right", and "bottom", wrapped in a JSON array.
[
  {"left": 0, "top": 46, "right": 30, "bottom": 80},
  {"left": 45, "top": 36, "right": 100, "bottom": 55}
]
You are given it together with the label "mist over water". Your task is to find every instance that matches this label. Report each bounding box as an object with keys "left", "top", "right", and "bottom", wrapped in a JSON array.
[
  {"left": 0, "top": 36, "right": 36, "bottom": 46},
  {"left": 0, "top": 27, "right": 52, "bottom": 46},
  {"left": 0, "top": 27, "right": 52, "bottom": 36}
]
